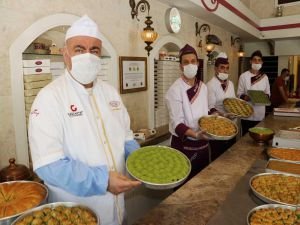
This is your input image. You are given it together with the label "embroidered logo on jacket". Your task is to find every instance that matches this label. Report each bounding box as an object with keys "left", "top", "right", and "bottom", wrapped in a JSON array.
[
  {"left": 30, "top": 109, "right": 39, "bottom": 117},
  {"left": 109, "top": 101, "right": 121, "bottom": 110},
  {"left": 70, "top": 104, "right": 77, "bottom": 112},
  {"left": 68, "top": 104, "right": 83, "bottom": 117}
]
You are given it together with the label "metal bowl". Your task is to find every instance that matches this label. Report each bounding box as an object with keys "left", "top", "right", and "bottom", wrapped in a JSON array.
[
  {"left": 247, "top": 204, "right": 297, "bottom": 225},
  {"left": 0, "top": 181, "right": 48, "bottom": 225},
  {"left": 126, "top": 146, "right": 191, "bottom": 190},
  {"left": 249, "top": 172, "right": 300, "bottom": 206},
  {"left": 12, "top": 202, "right": 100, "bottom": 225},
  {"left": 248, "top": 127, "right": 274, "bottom": 144},
  {"left": 198, "top": 115, "right": 238, "bottom": 140}
]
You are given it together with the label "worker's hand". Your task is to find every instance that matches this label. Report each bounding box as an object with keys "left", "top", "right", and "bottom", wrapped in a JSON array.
[
  {"left": 224, "top": 112, "right": 238, "bottom": 120},
  {"left": 195, "top": 130, "right": 210, "bottom": 140},
  {"left": 243, "top": 95, "right": 251, "bottom": 101},
  {"left": 107, "top": 171, "right": 141, "bottom": 195},
  {"left": 211, "top": 111, "right": 222, "bottom": 116}
]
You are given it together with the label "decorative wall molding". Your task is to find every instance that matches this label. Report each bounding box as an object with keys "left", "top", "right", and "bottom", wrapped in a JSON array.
[
  {"left": 201, "top": 0, "right": 300, "bottom": 32},
  {"left": 200, "top": 0, "right": 220, "bottom": 12}
]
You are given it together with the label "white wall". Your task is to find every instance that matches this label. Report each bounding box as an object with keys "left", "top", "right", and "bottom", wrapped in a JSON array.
[
  {"left": 275, "top": 39, "right": 300, "bottom": 55},
  {"left": 278, "top": 56, "right": 290, "bottom": 75}
]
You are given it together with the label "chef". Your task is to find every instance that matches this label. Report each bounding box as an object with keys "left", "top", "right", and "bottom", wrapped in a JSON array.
[
  {"left": 29, "top": 15, "right": 141, "bottom": 225},
  {"left": 165, "top": 44, "right": 210, "bottom": 180},
  {"left": 206, "top": 52, "right": 236, "bottom": 160},
  {"left": 206, "top": 52, "right": 236, "bottom": 115},
  {"left": 237, "top": 50, "right": 270, "bottom": 135}
]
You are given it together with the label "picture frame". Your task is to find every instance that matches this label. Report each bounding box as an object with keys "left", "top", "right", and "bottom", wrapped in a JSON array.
[
  {"left": 275, "top": 0, "right": 300, "bottom": 6},
  {"left": 119, "top": 56, "right": 147, "bottom": 94}
]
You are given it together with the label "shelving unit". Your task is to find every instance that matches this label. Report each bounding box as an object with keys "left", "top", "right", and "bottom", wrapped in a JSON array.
[{"left": 154, "top": 60, "right": 180, "bottom": 127}]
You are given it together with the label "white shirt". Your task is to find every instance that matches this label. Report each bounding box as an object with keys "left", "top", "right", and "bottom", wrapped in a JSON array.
[
  {"left": 165, "top": 77, "right": 208, "bottom": 137},
  {"left": 29, "top": 70, "right": 133, "bottom": 225},
  {"left": 206, "top": 76, "right": 236, "bottom": 114},
  {"left": 237, "top": 70, "right": 270, "bottom": 121}
]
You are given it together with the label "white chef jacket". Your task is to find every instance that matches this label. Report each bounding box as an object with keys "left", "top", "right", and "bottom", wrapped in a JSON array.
[
  {"left": 165, "top": 77, "right": 208, "bottom": 138},
  {"left": 29, "top": 70, "right": 134, "bottom": 225},
  {"left": 237, "top": 70, "right": 270, "bottom": 121},
  {"left": 206, "top": 76, "right": 236, "bottom": 114}
]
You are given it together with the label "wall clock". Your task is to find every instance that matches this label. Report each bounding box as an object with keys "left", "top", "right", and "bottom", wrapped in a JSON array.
[{"left": 165, "top": 7, "right": 182, "bottom": 33}]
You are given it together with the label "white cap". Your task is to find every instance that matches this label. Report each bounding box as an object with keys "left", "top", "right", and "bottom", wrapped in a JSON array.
[
  {"left": 65, "top": 15, "right": 101, "bottom": 41},
  {"left": 216, "top": 52, "right": 227, "bottom": 59}
]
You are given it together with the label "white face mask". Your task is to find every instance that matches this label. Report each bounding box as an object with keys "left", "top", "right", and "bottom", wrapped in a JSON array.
[
  {"left": 217, "top": 72, "right": 229, "bottom": 81},
  {"left": 70, "top": 53, "right": 101, "bottom": 84},
  {"left": 183, "top": 64, "right": 198, "bottom": 79},
  {"left": 251, "top": 63, "right": 262, "bottom": 71},
  {"left": 284, "top": 76, "right": 290, "bottom": 81}
]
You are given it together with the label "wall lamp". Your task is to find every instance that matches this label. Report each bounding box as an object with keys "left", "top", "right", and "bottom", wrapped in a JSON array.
[
  {"left": 195, "top": 22, "right": 222, "bottom": 64},
  {"left": 129, "top": 0, "right": 158, "bottom": 56},
  {"left": 231, "top": 36, "right": 245, "bottom": 57}
]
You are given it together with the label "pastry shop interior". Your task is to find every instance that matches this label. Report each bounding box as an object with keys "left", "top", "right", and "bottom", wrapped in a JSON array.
[{"left": 1, "top": 1, "right": 300, "bottom": 225}]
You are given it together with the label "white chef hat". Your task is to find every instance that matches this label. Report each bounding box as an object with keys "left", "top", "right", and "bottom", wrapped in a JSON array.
[
  {"left": 65, "top": 15, "right": 101, "bottom": 41},
  {"left": 215, "top": 52, "right": 229, "bottom": 66},
  {"left": 216, "top": 52, "right": 228, "bottom": 59}
]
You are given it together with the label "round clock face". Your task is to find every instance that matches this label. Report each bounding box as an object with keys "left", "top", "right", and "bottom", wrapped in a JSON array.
[{"left": 165, "top": 7, "right": 181, "bottom": 33}]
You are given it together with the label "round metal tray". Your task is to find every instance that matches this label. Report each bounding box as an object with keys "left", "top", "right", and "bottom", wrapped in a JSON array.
[
  {"left": 247, "top": 204, "right": 297, "bottom": 225},
  {"left": 223, "top": 97, "right": 254, "bottom": 118},
  {"left": 198, "top": 115, "right": 238, "bottom": 140},
  {"left": 12, "top": 202, "right": 100, "bottom": 225},
  {"left": 0, "top": 180, "right": 48, "bottom": 225},
  {"left": 249, "top": 172, "right": 300, "bottom": 206},
  {"left": 126, "top": 146, "right": 191, "bottom": 190}
]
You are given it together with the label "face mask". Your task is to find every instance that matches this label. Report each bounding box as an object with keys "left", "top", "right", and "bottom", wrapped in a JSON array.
[
  {"left": 183, "top": 64, "right": 198, "bottom": 79},
  {"left": 284, "top": 76, "right": 289, "bottom": 81},
  {"left": 70, "top": 53, "right": 101, "bottom": 84},
  {"left": 217, "top": 72, "right": 229, "bottom": 81},
  {"left": 251, "top": 63, "right": 262, "bottom": 71}
]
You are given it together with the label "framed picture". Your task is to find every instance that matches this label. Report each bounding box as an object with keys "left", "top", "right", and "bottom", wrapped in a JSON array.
[
  {"left": 119, "top": 56, "right": 147, "bottom": 94},
  {"left": 275, "top": 0, "right": 300, "bottom": 6}
]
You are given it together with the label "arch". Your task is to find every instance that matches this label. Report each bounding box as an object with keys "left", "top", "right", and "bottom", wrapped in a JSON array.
[
  {"left": 148, "top": 35, "right": 184, "bottom": 128},
  {"left": 9, "top": 13, "right": 118, "bottom": 166}
]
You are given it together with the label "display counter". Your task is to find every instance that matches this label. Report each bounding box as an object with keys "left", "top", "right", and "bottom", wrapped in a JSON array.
[{"left": 133, "top": 115, "right": 300, "bottom": 225}]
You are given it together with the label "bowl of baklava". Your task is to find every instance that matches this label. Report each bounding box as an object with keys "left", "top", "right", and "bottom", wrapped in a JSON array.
[
  {"left": 0, "top": 181, "right": 48, "bottom": 225},
  {"left": 12, "top": 202, "right": 99, "bottom": 225}
]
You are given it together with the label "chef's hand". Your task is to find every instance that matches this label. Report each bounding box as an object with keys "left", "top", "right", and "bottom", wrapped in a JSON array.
[
  {"left": 224, "top": 112, "right": 238, "bottom": 120},
  {"left": 242, "top": 95, "right": 251, "bottom": 101},
  {"left": 210, "top": 111, "right": 222, "bottom": 116},
  {"left": 108, "top": 171, "right": 141, "bottom": 195},
  {"left": 195, "top": 130, "right": 210, "bottom": 140}
]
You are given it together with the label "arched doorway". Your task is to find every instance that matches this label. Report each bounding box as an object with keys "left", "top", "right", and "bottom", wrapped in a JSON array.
[
  {"left": 9, "top": 13, "right": 118, "bottom": 166},
  {"left": 148, "top": 35, "right": 184, "bottom": 128}
]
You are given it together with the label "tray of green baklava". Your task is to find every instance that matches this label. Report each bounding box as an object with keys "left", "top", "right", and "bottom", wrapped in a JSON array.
[{"left": 247, "top": 90, "right": 271, "bottom": 106}]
